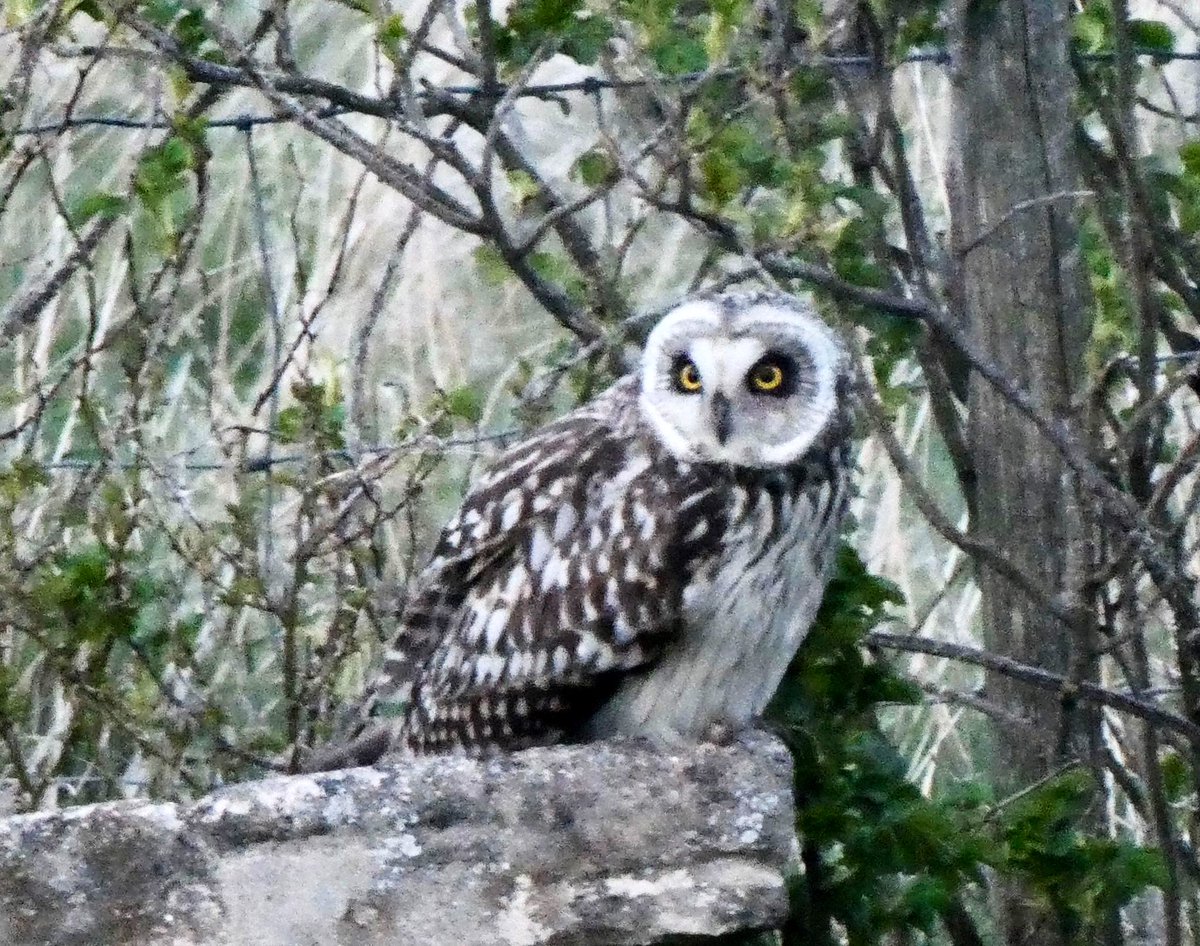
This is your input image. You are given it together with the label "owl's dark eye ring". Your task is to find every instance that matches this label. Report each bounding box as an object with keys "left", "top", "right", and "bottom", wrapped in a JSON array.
[{"left": 672, "top": 356, "right": 703, "bottom": 393}]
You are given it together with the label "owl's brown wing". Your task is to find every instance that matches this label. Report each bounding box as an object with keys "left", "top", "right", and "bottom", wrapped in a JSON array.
[{"left": 359, "top": 378, "right": 726, "bottom": 755}]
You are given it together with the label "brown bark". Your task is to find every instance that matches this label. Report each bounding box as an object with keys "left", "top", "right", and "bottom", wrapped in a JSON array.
[{"left": 946, "top": 4, "right": 1100, "bottom": 945}]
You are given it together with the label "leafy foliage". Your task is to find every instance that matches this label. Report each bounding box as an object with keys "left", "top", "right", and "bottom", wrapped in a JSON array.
[
  {"left": 755, "top": 547, "right": 1167, "bottom": 945},
  {"left": 133, "top": 133, "right": 197, "bottom": 253},
  {"left": 495, "top": 0, "right": 614, "bottom": 67},
  {"left": 1000, "top": 769, "right": 1169, "bottom": 942},
  {"left": 1073, "top": 0, "right": 1176, "bottom": 58}
]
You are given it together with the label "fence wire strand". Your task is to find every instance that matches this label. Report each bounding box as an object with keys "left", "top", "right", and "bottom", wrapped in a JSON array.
[{"left": 8, "top": 46, "right": 1200, "bottom": 138}]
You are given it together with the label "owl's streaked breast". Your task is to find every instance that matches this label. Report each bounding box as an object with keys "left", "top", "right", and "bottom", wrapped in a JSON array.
[{"left": 584, "top": 462, "right": 848, "bottom": 741}]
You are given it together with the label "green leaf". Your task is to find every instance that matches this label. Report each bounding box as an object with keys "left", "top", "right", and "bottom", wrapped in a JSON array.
[
  {"left": 571, "top": 148, "right": 617, "bottom": 187},
  {"left": 900, "top": 876, "right": 951, "bottom": 928},
  {"left": 699, "top": 148, "right": 741, "bottom": 207},
  {"left": 142, "top": 0, "right": 186, "bottom": 27},
  {"left": 652, "top": 35, "right": 707, "bottom": 74},
  {"left": 1180, "top": 140, "right": 1200, "bottom": 177},
  {"left": 895, "top": 8, "right": 943, "bottom": 55},
  {"left": 704, "top": 0, "right": 746, "bottom": 63},
  {"left": 1159, "top": 750, "right": 1191, "bottom": 803},
  {"left": 380, "top": 13, "right": 409, "bottom": 45},
  {"left": 558, "top": 13, "right": 613, "bottom": 65},
  {"left": 1105, "top": 843, "right": 1170, "bottom": 899},
  {"left": 223, "top": 574, "right": 266, "bottom": 607},
  {"left": 174, "top": 8, "right": 211, "bottom": 55},
  {"left": 134, "top": 136, "right": 194, "bottom": 209},
  {"left": 64, "top": 0, "right": 106, "bottom": 21},
  {"left": 0, "top": 459, "right": 50, "bottom": 504},
  {"left": 445, "top": 385, "right": 484, "bottom": 424},
  {"left": 172, "top": 114, "right": 209, "bottom": 148},
  {"left": 1072, "top": 0, "right": 1111, "bottom": 53},
  {"left": 529, "top": 250, "right": 588, "bottom": 303},
  {"left": 507, "top": 170, "right": 541, "bottom": 209},
  {"left": 379, "top": 14, "right": 409, "bottom": 61},
  {"left": 69, "top": 192, "right": 127, "bottom": 226},
  {"left": 1001, "top": 768, "right": 1095, "bottom": 837},
  {"left": 275, "top": 405, "right": 304, "bottom": 444},
  {"left": 1129, "top": 18, "right": 1174, "bottom": 55},
  {"left": 374, "top": 699, "right": 409, "bottom": 719},
  {"left": 473, "top": 244, "right": 512, "bottom": 286}
]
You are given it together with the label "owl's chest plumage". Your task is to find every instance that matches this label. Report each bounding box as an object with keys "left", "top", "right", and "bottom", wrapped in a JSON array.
[{"left": 585, "top": 461, "right": 848, "bottom": 740}]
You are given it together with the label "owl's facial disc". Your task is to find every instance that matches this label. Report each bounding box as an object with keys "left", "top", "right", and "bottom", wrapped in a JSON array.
[{"left": 639, "top": 294, "right": 847, "bottom": 468}]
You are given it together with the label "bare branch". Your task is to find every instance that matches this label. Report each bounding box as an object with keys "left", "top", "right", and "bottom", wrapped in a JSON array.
[{"left": 868, "top": 631, "right": 1200, "bottom": 744}]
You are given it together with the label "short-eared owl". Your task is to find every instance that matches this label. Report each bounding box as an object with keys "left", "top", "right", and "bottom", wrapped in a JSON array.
[{"left": 322, "top": 290, "right": 851, "bottom": 765}]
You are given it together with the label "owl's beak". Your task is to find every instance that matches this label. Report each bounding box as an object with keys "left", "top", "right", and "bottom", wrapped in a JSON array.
[{"left": 711, "top": 392, "right": 733, "bottom": 445}]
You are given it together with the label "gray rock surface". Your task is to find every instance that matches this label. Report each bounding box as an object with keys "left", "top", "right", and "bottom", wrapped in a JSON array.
[{"left": 0, "top": 733, "right": 798, "bottom": 945}]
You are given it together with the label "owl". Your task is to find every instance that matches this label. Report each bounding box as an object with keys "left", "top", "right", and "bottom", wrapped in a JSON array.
[{"left": 319, "top": 290, "right": 851, "bottom": 766}]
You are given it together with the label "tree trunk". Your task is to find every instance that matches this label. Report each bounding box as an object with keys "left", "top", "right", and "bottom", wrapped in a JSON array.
[{"left": 946, "top": 4, "right": 1099, "bottom": 945}]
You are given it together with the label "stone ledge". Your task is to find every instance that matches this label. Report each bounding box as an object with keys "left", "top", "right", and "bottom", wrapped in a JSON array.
[{"left": 0, "top": 733, "right": 797, "bottom": 946}]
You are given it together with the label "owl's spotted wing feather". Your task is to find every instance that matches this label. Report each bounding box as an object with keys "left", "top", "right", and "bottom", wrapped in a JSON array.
[{"left": 365, "top": 378, "right": 724, "bottom": 753}]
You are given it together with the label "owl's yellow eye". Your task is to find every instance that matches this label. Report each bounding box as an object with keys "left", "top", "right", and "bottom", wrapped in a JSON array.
[
  {"left": 675, "top": 359, "right": 703, "bottom": 393},
  {"left": 750, "top": 362, "right": 786, "bottom": 393}
]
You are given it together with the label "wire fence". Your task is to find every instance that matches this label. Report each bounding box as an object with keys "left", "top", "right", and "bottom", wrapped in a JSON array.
[{"left": 8, "top": 45, "right": 1200, "bottom": 138}]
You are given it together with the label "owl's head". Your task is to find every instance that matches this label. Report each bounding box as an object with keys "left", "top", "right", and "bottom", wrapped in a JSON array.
[{"left": 639, "top": 291, "right": 849, "bottom": 468}]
